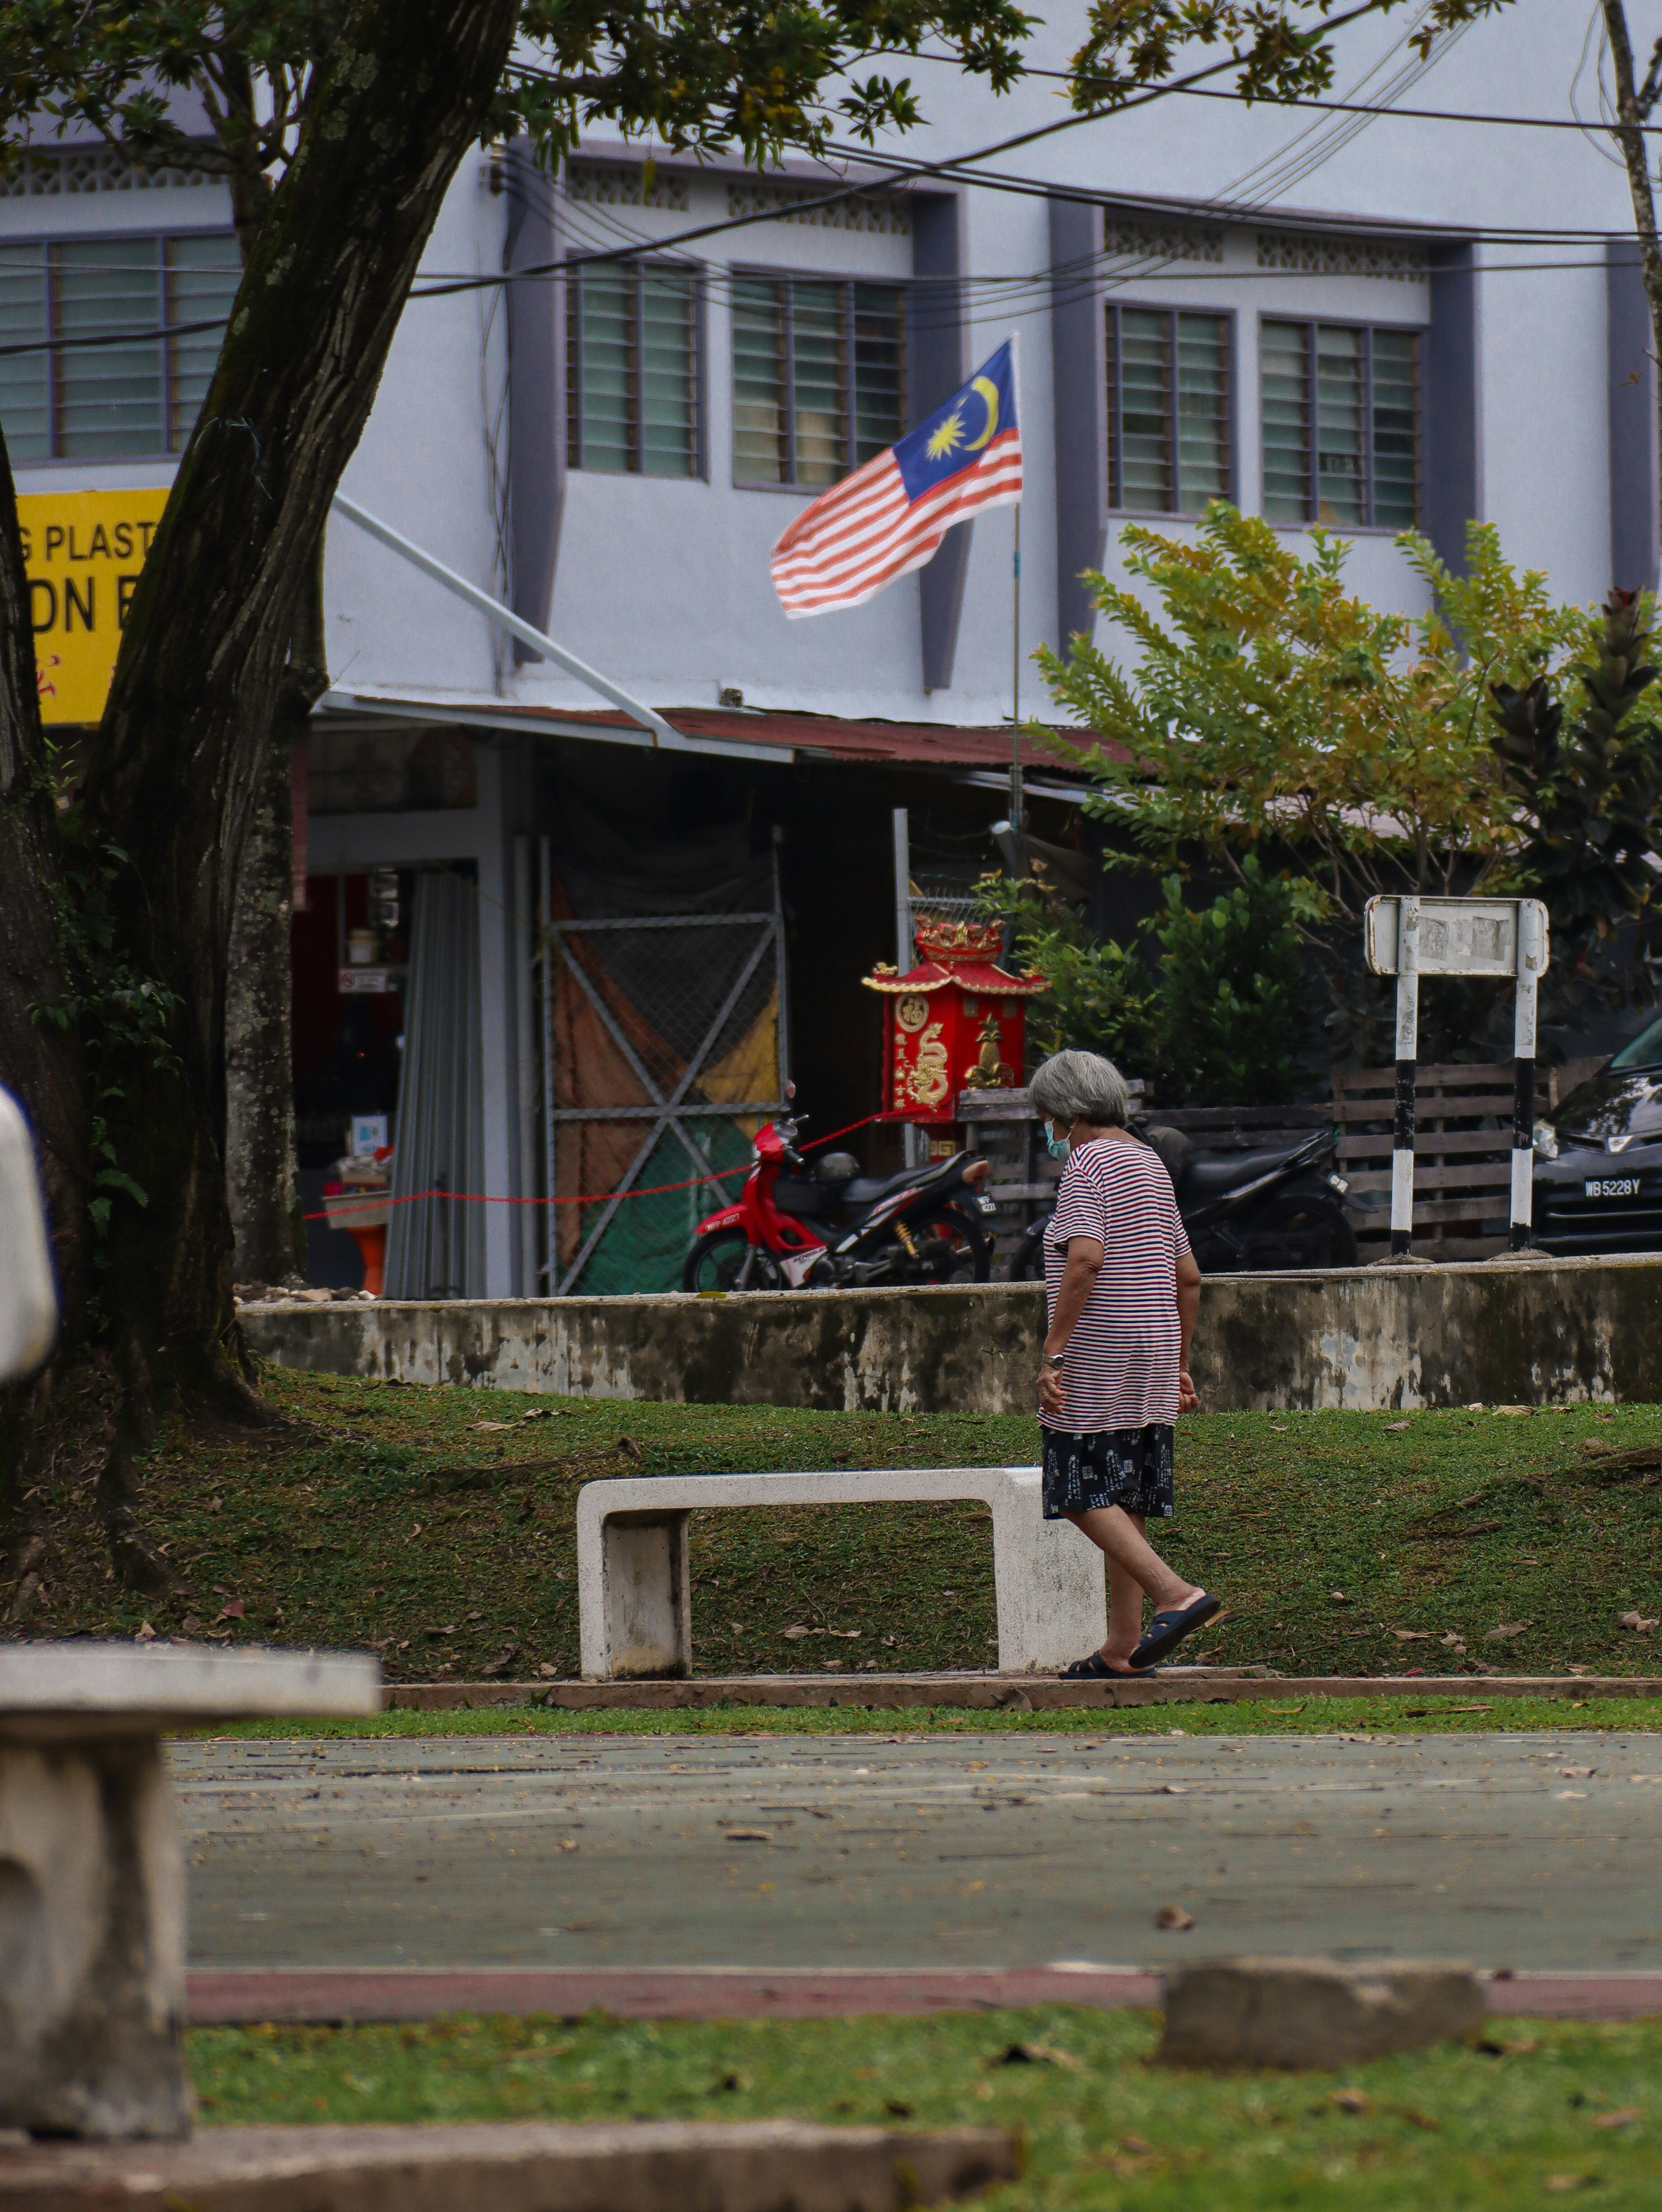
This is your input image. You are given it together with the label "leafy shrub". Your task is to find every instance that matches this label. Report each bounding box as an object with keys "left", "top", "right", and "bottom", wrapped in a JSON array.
[
  {"left": 1152, "top": 857, "right": 1305, "bottom": 1103},
  {"left": 982, "top": 853, "right": 1305, "bottom": 1104}
]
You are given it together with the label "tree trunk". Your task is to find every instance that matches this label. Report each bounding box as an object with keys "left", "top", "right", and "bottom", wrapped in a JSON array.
[
  {"left": 226, "top": 541, "right": 328, "bottom": 1287},
  {"left": 1602, "top": 2, "right": 1662, "bottom": 568},
  {"left": 224, "top": 726, "right": 302, "bottom": 1287},
  {"left": 221, "top": 87, "right": 310, "bottom": 1290},
  {"left": 74, "top": 0, "right": 521, "bottom": 1403}
]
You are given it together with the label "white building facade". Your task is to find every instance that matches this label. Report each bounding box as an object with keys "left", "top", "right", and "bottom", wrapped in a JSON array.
[{"left": 3, "top": 0, "right": 1654, "bottom": 1294}]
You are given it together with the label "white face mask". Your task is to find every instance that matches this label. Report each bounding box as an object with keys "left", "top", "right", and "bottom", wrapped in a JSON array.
[{"left": 1044, "top": 1121, "right": 1071, "bottom": 1160}]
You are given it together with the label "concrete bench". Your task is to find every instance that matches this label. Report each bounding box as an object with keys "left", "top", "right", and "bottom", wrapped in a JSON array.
[
  {"left": 0, "top": 1643, "right": 378, "bottom": 2140},
  {"left": 576, "top": 1467, "right": 1105, "bottom": 1680}
]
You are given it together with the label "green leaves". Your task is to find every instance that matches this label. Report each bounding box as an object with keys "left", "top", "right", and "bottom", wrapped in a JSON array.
[
  {"left": 1151, "top": 857, "right": 1306, "bottom": 1104},
  {"left": 1, "top": 0, "right": 1523, "bottom": 205},
  {"left": 1039, "top": 506, "right": 1595, "bottom": 925},
  {"left": 1065, "top": 0, "right": 1515, "bottom": 116},
  {"left": 976, "top": 867, "right": 1159, "bottom": 1071},
  {"left": 979, "top": 850, "right": 1305, "bottom": 1101},
  {"left": 1489, "top": 589, "right": 1662, "bottom": 977}
]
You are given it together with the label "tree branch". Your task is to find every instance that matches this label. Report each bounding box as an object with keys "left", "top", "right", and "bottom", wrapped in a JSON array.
[{"left": 1603, "top": 2, "right": 1662, "bottom": 310}]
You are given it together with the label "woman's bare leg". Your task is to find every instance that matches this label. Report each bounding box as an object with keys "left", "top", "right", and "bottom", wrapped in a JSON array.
[
  {"left": 1098, "top": 1513, "right": 1149, "bottom": 1671},
  {"left": 1065, "top": 1503, "right": 1202, "bottom": 1647}
]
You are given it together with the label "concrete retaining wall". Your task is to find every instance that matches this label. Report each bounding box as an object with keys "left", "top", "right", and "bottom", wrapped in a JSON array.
[{"left": 242, "top": 1254, "right": 1662, "bottom": 1412}]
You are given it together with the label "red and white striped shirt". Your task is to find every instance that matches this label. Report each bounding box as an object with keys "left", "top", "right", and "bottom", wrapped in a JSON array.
[{"left": 1041, "top": 1136, "right": 1190, "bottom": 1432}]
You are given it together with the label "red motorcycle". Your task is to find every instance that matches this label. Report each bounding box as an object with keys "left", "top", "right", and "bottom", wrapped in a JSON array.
[{"left": 681, "top": 1096, "right": 997, "bottom": 1292}]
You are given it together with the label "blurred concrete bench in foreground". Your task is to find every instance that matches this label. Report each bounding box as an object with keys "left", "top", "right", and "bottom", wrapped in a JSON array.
[
  {"left": 0, "top": 1644, "right": 379, "bottom": 2139},
  {"left": 0, "top": 2118, "right": 1019, "bottom": 2210}
]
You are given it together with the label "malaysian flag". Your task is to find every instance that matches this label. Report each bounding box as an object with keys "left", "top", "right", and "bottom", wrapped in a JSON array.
[{"left": 770, "top": 338, "right": 1022, "bottom": 618}]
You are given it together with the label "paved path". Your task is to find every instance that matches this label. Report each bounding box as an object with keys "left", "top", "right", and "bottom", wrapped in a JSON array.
[{"left": 175, "top": 1731, "right": 1662, "bottom": 1975}]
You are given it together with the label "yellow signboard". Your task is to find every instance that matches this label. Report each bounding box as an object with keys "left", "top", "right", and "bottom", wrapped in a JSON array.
[{"left": 18, "top": 487, "right": 172, "bottom": 725}]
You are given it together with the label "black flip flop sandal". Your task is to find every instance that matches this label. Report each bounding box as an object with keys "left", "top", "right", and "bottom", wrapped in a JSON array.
[
  {"left": 1059, "top": 1650, "right": 1142, "bottom": 1680},
  {"left": 1127, "top": 1592, "right": 1222, "bottom": 1673}
]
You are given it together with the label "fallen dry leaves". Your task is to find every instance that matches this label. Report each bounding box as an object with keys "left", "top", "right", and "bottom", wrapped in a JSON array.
[
  {"left": 1155, "top": 1905, "right": 1196, "bottom": 1931},
  {"left": 1483, "top": 1621, "right": 1531, "bottom": 1642},
  {"left": 993, "top": 2042, "right": 1081, "bottom": 2070}
]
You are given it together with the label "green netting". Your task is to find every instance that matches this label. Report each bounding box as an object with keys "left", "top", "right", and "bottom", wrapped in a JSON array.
[{"left": 564, "top": 1118, "right": 755, "bottom": 1295}]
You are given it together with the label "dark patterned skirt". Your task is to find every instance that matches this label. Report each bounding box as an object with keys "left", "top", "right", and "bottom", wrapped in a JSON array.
[{"left": 1040, "top": 1423, "right": 1175, "bottom": 1521}]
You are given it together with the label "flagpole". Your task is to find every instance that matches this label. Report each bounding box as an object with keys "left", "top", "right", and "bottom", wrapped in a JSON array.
[{"left": 1010, "top": 502, "right": 1023, "bottom": 835}]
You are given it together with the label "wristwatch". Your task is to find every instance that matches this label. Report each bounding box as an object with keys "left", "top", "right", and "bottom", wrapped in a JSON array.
[{"left": 1041, "top": 1352, "right": 1065, "bottom": 1370}]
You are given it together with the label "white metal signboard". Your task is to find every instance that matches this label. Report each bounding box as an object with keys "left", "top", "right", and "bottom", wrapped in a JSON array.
[
  {"left": 1365, "top": 897, "right": 1548, "bottom": 982},
  {"left": 1361, "top": 896, "right": 1550, "bottom": 1257}
]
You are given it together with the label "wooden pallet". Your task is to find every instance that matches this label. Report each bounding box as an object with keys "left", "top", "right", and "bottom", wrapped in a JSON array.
[
  {"left": 1333, "top": 1062, "right": 1521, "bottom": 1261},
  {"left": 964, "top": 1062, "right": 1607, "bottom": 1266},
  {"left": 955, "top": 1088, "right": 1335, "bottom": 1259}
]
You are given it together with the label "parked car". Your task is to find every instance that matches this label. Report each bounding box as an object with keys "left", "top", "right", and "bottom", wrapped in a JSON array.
[{"left": 1532, "top": 1014, "right": 1662, "bottom": 1254}]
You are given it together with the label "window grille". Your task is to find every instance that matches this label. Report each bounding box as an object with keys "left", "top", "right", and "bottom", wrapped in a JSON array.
[
  {"left": 0, "top": 147, "right": 215, "bottom": 197},
  {"left": 0, "top": 231, "right": 239, "bottom": 462},
  {"left": 725, "top": 181, "right": 909, "bottom": 235},
  {"left": 566, "top": 160, "right": 690, "bottom": 212},
  {"left": 1106, "top": 305, "right": 1230, "bottom": 514},
  {"left": 1260, "top": 318, "right": 1420, "bottom": 528},
  {"left": 1256, "top": 230, "right": 1427, "bottom": 283},
  {"left": 1104, "top": 216, "right": 1223, "bottom": 265},
  {"left": 566, "top": 261, "right": 699, "bottom": 477},
  {"left": 732, "top": 276, "right": 905, "bottom": 487}
]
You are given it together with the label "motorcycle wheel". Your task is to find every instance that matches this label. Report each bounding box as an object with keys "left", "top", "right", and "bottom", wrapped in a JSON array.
[
  {"left": 902, "top": 1204, "right": 992, "bottom": 1284},
  {"left": 680, "top": 1227, "right": 784, "bottom": 1293},
  {"left": 1194, "top": 1191, "right": 1359, "bottom": 1274}
]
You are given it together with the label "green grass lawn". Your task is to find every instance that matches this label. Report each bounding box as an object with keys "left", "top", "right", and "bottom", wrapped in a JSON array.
[
  {"left": 15, "top": 1369, "right": 1662, "bottom": 1686},
  {"left": 205, "top": 1694, "right": 1662, "bottom": 1740},
  {"left": 188, "top": 2008, "right": 1662, "bottom": 2207}
]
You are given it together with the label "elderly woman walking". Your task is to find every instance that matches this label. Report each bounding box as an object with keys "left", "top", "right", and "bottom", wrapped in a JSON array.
[{"left": 1028, "top": 1049, "right": 1218, "bottom": 1676}]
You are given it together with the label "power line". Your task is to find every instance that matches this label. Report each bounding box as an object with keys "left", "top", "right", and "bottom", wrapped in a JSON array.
[
  {"left": 1171, "top": 81, "right": 1662, "bottom": 134},
  {"left": 3, "top": 7, "right": 1648, "bottom": 364},
  {"left": 406, "top": 0, "right": 1415, "bottom": 297},
  {"left": 0, "top": 250, "right": 1630, "bottom": 364}
]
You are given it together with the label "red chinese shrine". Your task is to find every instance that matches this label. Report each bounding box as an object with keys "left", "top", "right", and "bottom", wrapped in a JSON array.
[{"left": 863, "top": 914, "right": 1048, "bottom": 1128}]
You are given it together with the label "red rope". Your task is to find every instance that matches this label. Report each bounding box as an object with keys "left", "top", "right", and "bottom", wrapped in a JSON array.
[{"left": 303, "top": 1111, "right": 891, "bottom": 1221}]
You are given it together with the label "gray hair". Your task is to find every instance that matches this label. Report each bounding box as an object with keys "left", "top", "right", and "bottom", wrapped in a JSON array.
[{"left": 1028, "top": 1049, "right": 1130, "bottom": 1129}]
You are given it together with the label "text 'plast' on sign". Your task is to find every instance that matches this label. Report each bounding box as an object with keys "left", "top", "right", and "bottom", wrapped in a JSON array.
[{"left": 19, "top": 487, "right": 172, "bottom": 726}]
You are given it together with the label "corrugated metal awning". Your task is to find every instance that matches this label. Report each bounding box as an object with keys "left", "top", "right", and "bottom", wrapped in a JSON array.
[{"left": 315, "top": 687, "right": 1113, "bottom": 798}]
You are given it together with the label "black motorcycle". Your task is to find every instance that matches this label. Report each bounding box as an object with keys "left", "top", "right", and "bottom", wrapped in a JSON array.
[{"left": 1009, "top": 1124, "right": 1356, "bottom": 1279}]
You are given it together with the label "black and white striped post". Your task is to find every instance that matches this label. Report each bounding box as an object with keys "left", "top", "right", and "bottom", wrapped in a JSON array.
[
  {"left": 1365, "top": 895, "right": 1550, "bottom": 1264},
  {"left": 1511, "top": 900, "right": 1548, "bottom": 1252},
  {"left": 1390, "top": 896, "right": 1420, "bottom": 1259}
]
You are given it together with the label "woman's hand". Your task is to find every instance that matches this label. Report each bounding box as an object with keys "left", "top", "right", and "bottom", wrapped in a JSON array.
[
  {"left": 1038, "top": 1363, "right": 1067, "bottom": 1416},
  {"left": 1177, "top": 1367, "right": 1198, "bottom": 1413}
]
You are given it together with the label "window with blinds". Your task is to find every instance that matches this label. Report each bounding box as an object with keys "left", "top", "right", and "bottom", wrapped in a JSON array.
[
  {"left": 0, "top": 232, "right": 240, "bottom": 462},
  {"left": 732, "top": 276, "right": 905, "bottom": 487},
  {"left": 1260, "top": 319, "right": 1420, "bottom": 528},
  {"left": 1107, "top": 305, "right": 1231, "bottom": 513},
  {"left": 566, "top": 261, "right": 699, "bottom": 476}
]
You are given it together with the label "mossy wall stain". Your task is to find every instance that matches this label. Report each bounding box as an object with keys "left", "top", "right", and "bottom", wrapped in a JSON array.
[{"left": 243, "top": 1259, "right": 1662, "bottom": 1412}]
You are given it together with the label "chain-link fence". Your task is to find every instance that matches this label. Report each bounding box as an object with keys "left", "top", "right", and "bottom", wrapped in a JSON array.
[{"left": 536, "top": 838, "right": 788, "bottom": 1294}]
